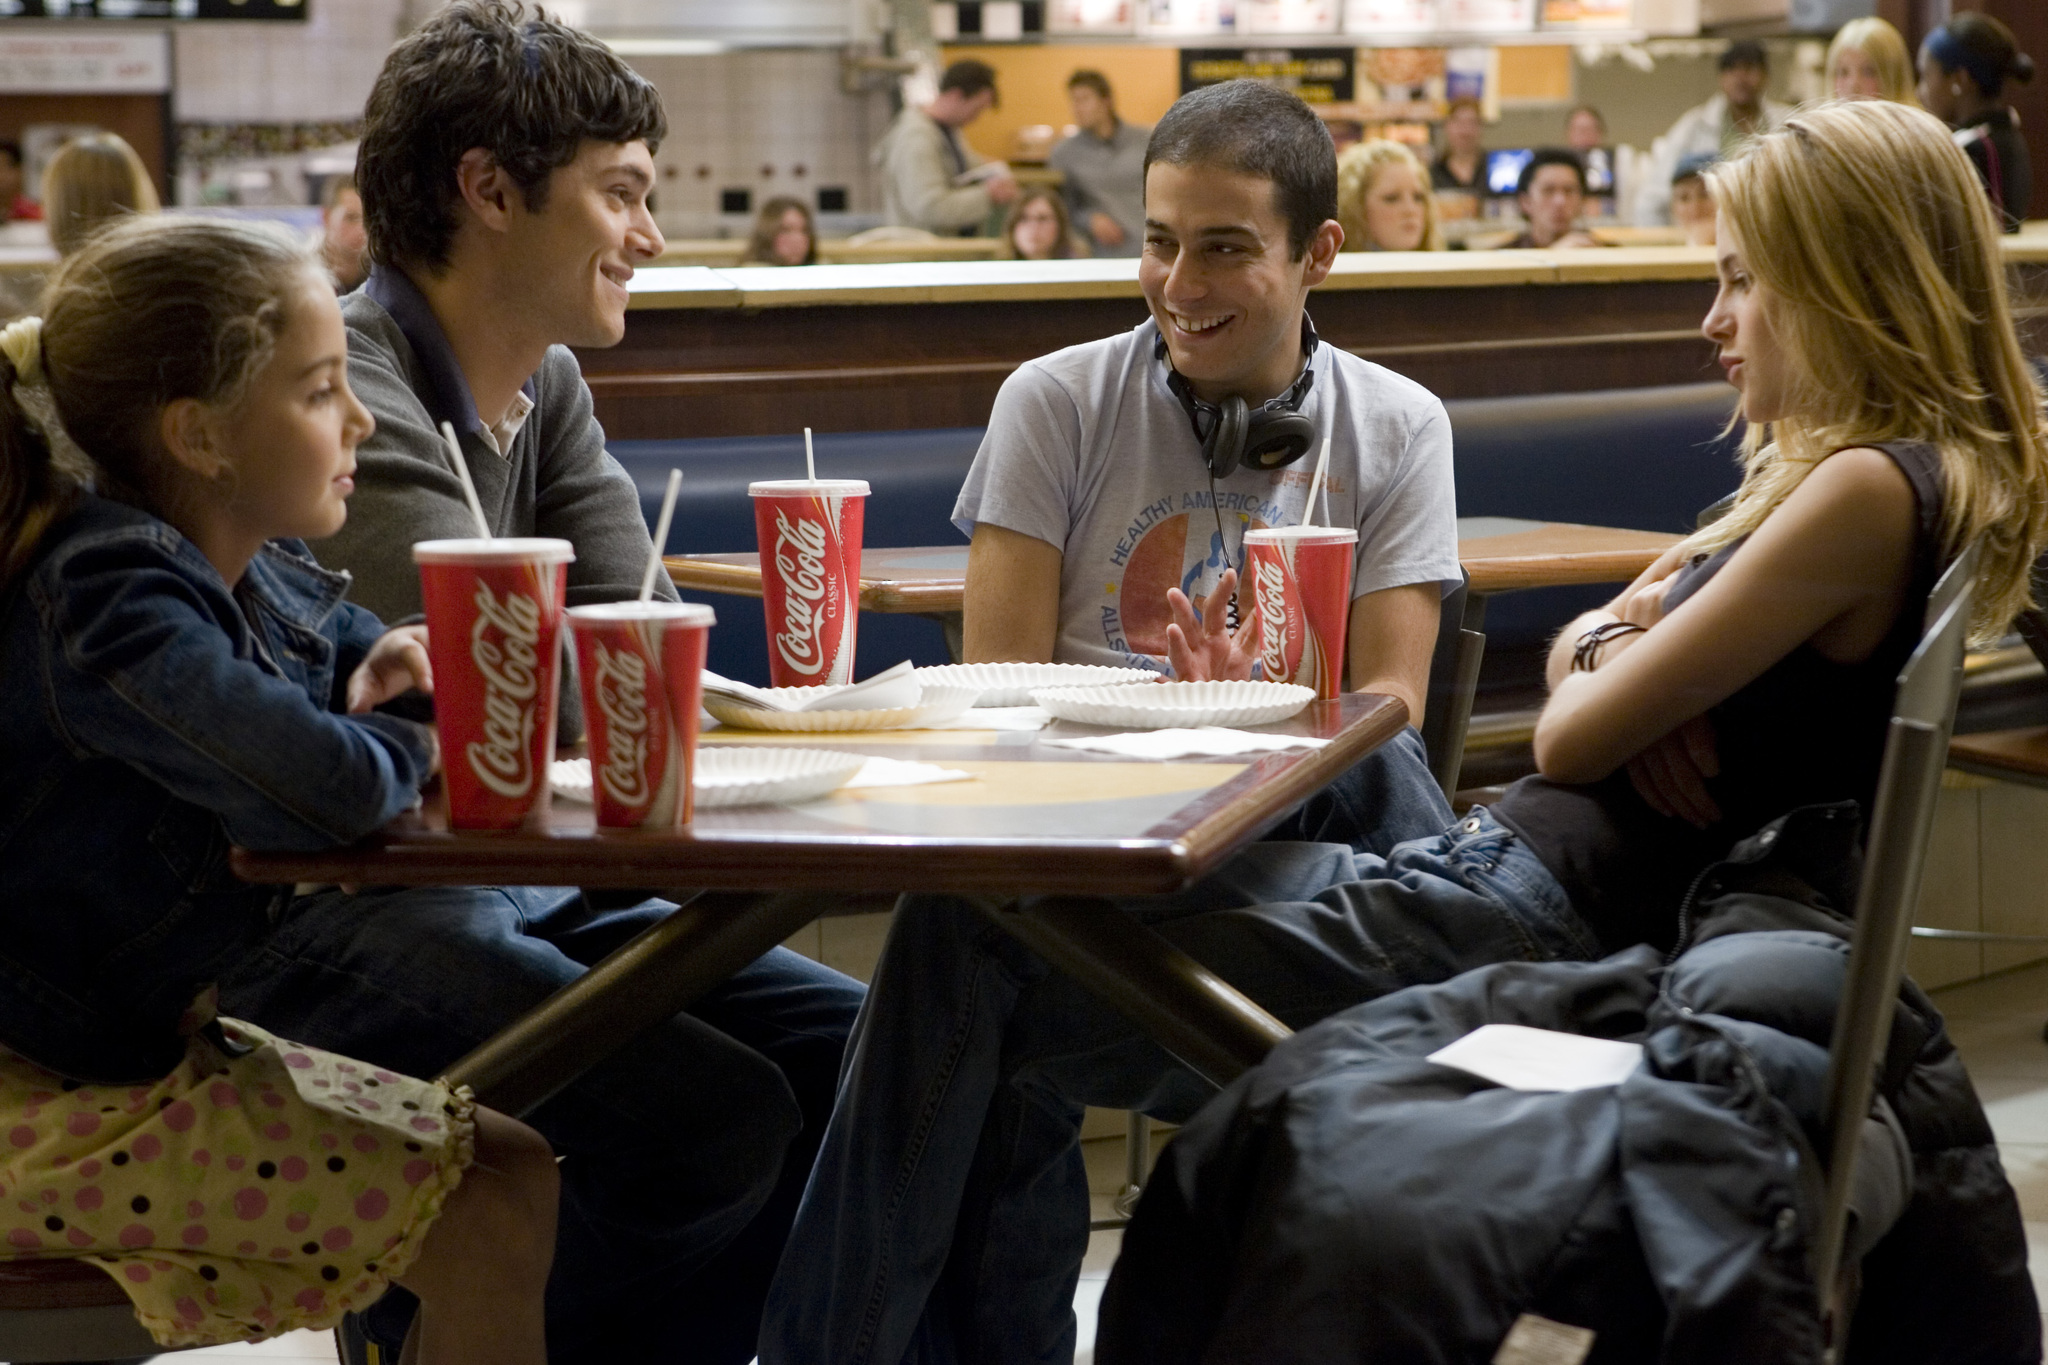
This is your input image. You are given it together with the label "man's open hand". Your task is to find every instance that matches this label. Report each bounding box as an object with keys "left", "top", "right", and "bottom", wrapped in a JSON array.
[{"left": 1164, "top": 569, "right": 1255, "bottom": 682}]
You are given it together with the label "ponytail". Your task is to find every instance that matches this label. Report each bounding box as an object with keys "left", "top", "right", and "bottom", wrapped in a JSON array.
[{"left": 0, "top": 326, "right": 74, "bottom": 594}]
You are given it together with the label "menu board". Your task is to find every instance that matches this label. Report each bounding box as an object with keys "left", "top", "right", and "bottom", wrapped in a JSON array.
[
  {"left": 1181, "top": 45, "right": 1354, "bottom": 100},
  {"left": 1344, "top": 0, "right": 1436, "bottom": 31},
  {"left": 1142, "top": 0, "right": 1233, "bottom": 30},
  {"left": 0, "top": 0, "right": 307, "bottom": 16},
  {"left": 1438, "top": 0, "right": 1535, "bottom": 29},
  {"left": 1047, "top": 0, "right": 1138, "bottom": 32},
  {"left": 1538, "top": 0, "right": 1629, "bottom": 25},
  {"left": 1236, "top": 0, "right": 1339, "bottom": 30}
]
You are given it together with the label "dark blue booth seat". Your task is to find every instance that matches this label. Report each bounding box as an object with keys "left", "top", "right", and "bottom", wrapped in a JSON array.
[{"left": 608, "top": 383, "right": 1741, "bottom": 686}]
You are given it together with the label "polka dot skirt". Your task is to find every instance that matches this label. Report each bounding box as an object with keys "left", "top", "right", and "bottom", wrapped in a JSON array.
[{"left": 0, "top": 1018, "right": 474, "bottom": 1347}]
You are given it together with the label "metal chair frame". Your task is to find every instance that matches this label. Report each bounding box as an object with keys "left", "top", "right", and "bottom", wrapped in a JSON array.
[{"left": 1814, "top": 540, "right": 1980, "bottom": 1360}]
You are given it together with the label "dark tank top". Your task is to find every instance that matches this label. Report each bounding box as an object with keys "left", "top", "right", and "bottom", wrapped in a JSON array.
[{"left": 1492, "top": 441, "right": 1946, "bottom": 953}]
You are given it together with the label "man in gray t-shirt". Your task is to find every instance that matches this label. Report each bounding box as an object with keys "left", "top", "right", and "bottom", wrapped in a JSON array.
[
  {"left": 763, "top": 81, "right": 1465, "bottom": 1365},
  {"left": 1048, "top": 69, "right": 1149, "bottom": 257}
]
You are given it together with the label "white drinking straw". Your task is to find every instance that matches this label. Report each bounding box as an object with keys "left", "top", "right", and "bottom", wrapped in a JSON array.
[
  {"left": 803, "top": 426, "right": 818, "bottom": 483},
  {"left": 1303, "top": 435, "right": 1333, "bottom": 528},
  {"left": 437, "top": 419, "right": 491, "bottom": 538},
  {"left": 639, "top": 468, "right": 683, "bottom": 602}
]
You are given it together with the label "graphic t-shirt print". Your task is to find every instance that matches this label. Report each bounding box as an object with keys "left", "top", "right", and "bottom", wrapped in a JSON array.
[{"left": 1099, "top": 483, "right": 1300, "bottom": 665}]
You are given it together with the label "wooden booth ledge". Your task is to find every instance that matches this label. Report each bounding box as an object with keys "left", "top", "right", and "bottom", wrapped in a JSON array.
[{"left": 587, "top": 236, "right": 2048, "bottom": 437}]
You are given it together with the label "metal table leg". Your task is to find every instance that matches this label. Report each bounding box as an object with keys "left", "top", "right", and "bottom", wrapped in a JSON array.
[
  {"left": 439, "top": 889, "right": 838, "bottom": 1117},
  {"left": 988, "top": 895, "right": 1292, "bottom": 1089}
]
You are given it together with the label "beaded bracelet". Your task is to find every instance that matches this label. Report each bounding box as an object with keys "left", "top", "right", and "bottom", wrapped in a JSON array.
[{"left": 1571, "top": 620, "right": 1647, "bottom": 673}]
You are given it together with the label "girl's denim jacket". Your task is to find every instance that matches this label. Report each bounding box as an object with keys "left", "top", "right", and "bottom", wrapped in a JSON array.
[{"left": 0, "top": 495, "right": 435, "bottom": 1083}]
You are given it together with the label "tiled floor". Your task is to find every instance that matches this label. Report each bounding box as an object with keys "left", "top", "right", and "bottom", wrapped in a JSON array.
[{"left": 77, "top": 958, "right": 2048, "bottom": 1363}]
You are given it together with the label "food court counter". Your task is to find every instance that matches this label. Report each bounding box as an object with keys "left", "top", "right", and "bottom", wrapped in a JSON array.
[{"left": 582, "top": 235, "right": 2048, "bottom": 440}]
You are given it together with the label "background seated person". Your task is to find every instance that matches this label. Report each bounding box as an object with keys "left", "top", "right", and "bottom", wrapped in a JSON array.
[
  {"left": 321, "top": 173, "right": 370, "bottom": 291},
  {"left": 1830, "top": 15, "right": 1921, "bottom": 105},
  {"left": 0, "top": 140, "right": 40, "bottom": 222},
  {"left": 1336, "top": 139, "right": 1442, "bottom": 251},
  {"left": 743, "top": 195, "right": 818, "bottom": 266},
  {"left": 1430, "top": 97, "right": 1486, "bottom": 223},
  {"left": 1049, "top": 68, "right": 1147, "bottom": 258},
  {"left": 1505, "top": 148, "right": 1602, "bottom": 249},
  {"left": 1671, "top": 152, "right": 1718, "bottom": 246},
  {"left": 1001, "top": 184, "right": 1088, "bottom": 259},
  {"left": 41, "top": 132, "right": 158, "bottom": 258},
  {"left": 214, "top": 7, "right": 863, "bottom": 1365},
  {"left": 759, "top": 78, "right": 1461, "bottom": 1365}
]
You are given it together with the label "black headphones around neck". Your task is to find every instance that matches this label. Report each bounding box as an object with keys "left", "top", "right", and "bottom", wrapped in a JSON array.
[{"left": 1159, "top": 320, "right": 1321, "bottom": 480}]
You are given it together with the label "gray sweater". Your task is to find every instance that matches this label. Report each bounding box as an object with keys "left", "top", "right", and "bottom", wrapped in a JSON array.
[{"left": 316, "top": 268, "right": 674, "bottom": 624}]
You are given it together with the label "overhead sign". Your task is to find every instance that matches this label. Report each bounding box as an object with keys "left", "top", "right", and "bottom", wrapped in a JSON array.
[
  {"left": 0, "top": 0, "right": 307, "bottom": 17},
  {"left": 0, "top": 31, "right": 168, "bottom": 90},
  {"left": 1181, "top": 46, "right": 1354, "bottom": 101}
]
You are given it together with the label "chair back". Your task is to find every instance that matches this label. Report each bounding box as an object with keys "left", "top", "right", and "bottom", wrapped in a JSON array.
[
  {"left": 1812, "top": 537, "right": 1981, "bottom": 1353},
  {"left": 1421, "top": 570, "right": 1486, "bottom": 799}
]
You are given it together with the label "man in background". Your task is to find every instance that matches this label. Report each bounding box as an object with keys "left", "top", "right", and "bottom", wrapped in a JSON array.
[
  {"left": 1637, "top": 39, "right": 1788, "bottom": 224},
  {"left": 320, "top": 173, "right": 369, "bottom": 291},
  {"left": 0, "top": 142, "right": 41, "bottom": 222},
  {"left": 1505, "top": 149, "right": 1601, "bottom": 248},
  {"left": 1565, "top": 104, "right": 1606, "bottom": 153},
  {"left": 875, "top": 58, "right": 1018, "bottom": 235},
  {"left": 1048, "top": 68, "right": 1147, "bottom": 257}
]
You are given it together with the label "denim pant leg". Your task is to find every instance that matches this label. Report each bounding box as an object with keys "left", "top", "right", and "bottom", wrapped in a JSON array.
[
  {"left": 764, "top": 812, "right": 1598, "bottom": 1365},
  {"left": 759, "top": 842, "right": 1364, "bottom": 1365},
  {"left": 1259, "top": 726, "right": 1453, "bottom": 857},
  {"left": 219, "top": 885, "right": 859, "bottom": 1365}
]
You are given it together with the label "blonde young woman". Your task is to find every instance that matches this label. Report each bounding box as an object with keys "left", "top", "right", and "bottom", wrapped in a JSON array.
[
  {"left": 41, "top": 133, "right": 159, "bottom": 257},
  {"left": 1337, "top": 139, "right": 1443, "bottom": 252},
  {"left": 1829, "top": 17, "right": 1920, "bottom": 105}
]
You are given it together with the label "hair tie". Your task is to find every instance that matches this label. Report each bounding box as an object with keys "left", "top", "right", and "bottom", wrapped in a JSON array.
[{"left": 0, "top": 316, "right": 43, "bottom": 387}]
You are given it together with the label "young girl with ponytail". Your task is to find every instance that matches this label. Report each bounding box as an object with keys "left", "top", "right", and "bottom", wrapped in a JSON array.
[{"left": 0, "top": 216, "right": 554, "bottom": 1363}]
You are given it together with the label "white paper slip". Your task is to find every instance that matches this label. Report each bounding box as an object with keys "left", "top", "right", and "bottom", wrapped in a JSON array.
[
  {"left": 845, "top": 757, "right": 975, "bottom": 788},
  {"left": 1043, "top": 727, "right": 1332, "bottom": 760},
  {"left": 930, "top": 706, "right": 1053, "bottom": 732},
  {"left": 1426, "top": 1024, "right": 1644, "bottom": 1093},
  {"left": 1493, "top": 1313, "right": 1596, "bottom": 1365}
]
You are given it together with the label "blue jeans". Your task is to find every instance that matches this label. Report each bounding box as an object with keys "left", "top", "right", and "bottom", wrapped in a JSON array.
[
  {"left": 219, "top": 885, "right": 864, "bottom": 1365},
  {"left": 761, "top": 734, "right": 1601, "bottom": 1365}
]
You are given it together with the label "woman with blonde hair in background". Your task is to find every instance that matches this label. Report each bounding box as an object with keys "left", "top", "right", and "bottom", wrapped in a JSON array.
[
  {"left": 1829, "top": 16, "right": 1920, "bottom": 105},
  {"left": 1337, "top": 139, "right": 1443, "bottom": 251},
  {"left": 41, "top": 132, "right": 159, "bottom": 257}
]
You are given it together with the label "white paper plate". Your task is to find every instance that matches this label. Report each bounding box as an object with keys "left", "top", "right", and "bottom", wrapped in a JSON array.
[
  {"left": 702, "top": 683, "right": 979, "bottom": 732},
  {"left": 914, "top": 662, "right": 1159, "bottom": 708},
  {"left": 551, "top": 748, "right": 867, "bottom": 809},
  {"left": 1030, "top": 679, "right": 1316, "bottom": 730}
]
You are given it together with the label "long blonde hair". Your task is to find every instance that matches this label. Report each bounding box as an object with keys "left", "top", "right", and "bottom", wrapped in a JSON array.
[
  {"left": 1689, "top": 99, "right": 2048, "bottom": 641},
  {"left": 1826, "top": 18, "right": 1921, "bottom": 107},
  {"left": 1336, "top": 140, "right": 1443, "bottom": 252},
  {"left": 41, "top": 133, "right": 160, "bottom": 258}
]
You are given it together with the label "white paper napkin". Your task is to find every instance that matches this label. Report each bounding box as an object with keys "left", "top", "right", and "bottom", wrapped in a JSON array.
[
  {"left": 1427, "top": 1025, "right": 1643, "bottom": 1093},
  {"left": 1042, "top": 727, "right": 1331, "bottom": 759},
  {"left": 845, "top": 756, "right": 975, "bottom": 788}
]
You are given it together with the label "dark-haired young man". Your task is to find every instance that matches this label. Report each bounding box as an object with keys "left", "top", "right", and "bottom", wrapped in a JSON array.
[
  {"left": 1638, "top": 39, "right": 1788, "bottom": 225},
  {"left": 1049, "top": 69, "right": 1147, "bottom": 256},
  {"left": 215, "top": 6, "right": 863, "bottom": 1364},
  {"left": 761, "top": 80, "right": 1459, "bottom": 1365},
  {"left": 1505, "top": 148, "right": 1602, "bottom": 249},
  {"left": 876, "top": 58, "right": 1018, "bottom": 234}
]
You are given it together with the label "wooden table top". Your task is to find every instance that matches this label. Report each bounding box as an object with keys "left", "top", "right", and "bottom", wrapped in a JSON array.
[
  {"left": 663, "top": 518, "right": 1683, "bottom": 611},
  {"left": 230, "top": 693, "right": 1406, "bottom": 897},
  {"left": 1948, "top": 727, "right": 2048, "bottom": 786}
]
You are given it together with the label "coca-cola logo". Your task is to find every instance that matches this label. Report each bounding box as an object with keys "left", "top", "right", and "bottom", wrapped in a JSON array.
[
  {"left": 466, "top": 582, "right": 542, "bottom": 798},
  {"left": 592, "top": 643, "right": 652, "bottom": 808},
  {"left": 1255, "top": 557, "right": 1292, "bottom": 682},
  {"left": 771, "top": 509, "right": 832, "bottom": 677}
]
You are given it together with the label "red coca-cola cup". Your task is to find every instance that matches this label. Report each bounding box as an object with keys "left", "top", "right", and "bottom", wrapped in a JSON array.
[
  {"left": 750, "top": 478, "right": 868, "bottom": 688},
  {"left": 1242, "top": 526, "right": 1358, "bottom": 701},
  {"left": 412, "top": 538, "right": 575, "bottom": 831},
  {"left": 567, "top": 601, "right": 717, "bottom": 829}
]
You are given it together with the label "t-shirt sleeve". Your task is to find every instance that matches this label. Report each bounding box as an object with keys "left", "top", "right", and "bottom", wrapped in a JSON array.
[
  {"left": 951, "top": 363, "right": 1084, "bottom": 553},
  {"left": 1350, "top": 397, "right": 1461, "bottom": 600}
]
